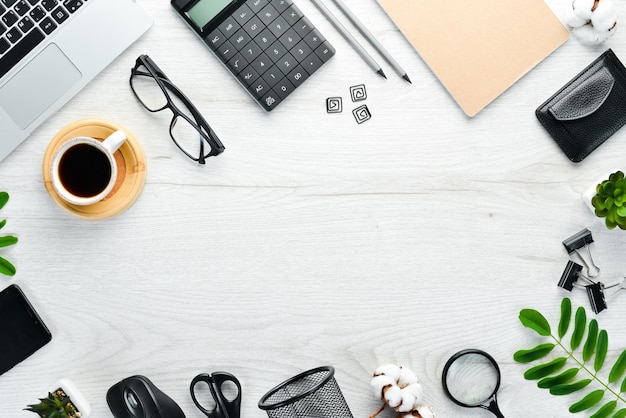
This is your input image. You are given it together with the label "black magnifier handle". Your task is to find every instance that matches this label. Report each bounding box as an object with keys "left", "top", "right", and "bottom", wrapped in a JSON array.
[{"left": 481, "top": 393, "right": 505, "bottom": 418}]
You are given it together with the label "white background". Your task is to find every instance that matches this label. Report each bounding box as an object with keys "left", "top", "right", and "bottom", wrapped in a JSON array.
[{"left": 1, "top": 0, "right": 626, "bottom": 417}]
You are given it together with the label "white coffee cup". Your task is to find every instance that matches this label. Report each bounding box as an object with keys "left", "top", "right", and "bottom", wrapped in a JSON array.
[{"left": 50, "top": 130, "right": 127, "bottom": 206}]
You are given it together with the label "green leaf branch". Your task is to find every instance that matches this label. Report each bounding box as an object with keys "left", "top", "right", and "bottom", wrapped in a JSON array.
[
  {"left": 514, "top": 298, "right": 626, "bottom": 417},
  {"left": 0, "top": 191, "right": 17, "bottom": 276}
]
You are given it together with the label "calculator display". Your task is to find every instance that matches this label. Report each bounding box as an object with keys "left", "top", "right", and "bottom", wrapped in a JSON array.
[{"left": 187, "top": 0, "right": 233, "bottom": 30}]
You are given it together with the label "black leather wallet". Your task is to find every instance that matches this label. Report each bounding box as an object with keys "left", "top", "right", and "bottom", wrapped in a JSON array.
[{"left": 536, "top": 49, "right": 626, "bottom": 162}]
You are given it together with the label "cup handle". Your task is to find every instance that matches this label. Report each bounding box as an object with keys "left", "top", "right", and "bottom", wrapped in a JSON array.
[{"left": 101, "top": 130, "right": 127, "bottom": 154}]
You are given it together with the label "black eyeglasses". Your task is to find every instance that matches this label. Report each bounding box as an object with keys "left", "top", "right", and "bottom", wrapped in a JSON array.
[{"left": 130, "top": 54, "right": 224, "bottom": 164}]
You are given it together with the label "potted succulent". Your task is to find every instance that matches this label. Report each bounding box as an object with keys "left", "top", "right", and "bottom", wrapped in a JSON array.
[
  {"left": 25, "top": 379, "right": 91, "bottom": 418},
  {"left": 583, "top": 170, "right": 626, "bottom": 230}
]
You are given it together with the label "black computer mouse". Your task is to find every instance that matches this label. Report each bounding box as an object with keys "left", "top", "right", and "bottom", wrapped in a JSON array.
[{"left": 106, "top": 375, "right": 186, "bottom": 418}]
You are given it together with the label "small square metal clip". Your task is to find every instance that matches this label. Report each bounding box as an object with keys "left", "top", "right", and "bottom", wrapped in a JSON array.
[
  {"left": 350, "top": 84, "right": 367, "bottom": 102},
  {"left": 352, "top": 104, "right": 371, "bottom": 124},
  {"left": 562, "top": 228, "right": 600, "bottom": 277},
  {"left": 326, "top": 97, "right": 343, "bottom": 113}
]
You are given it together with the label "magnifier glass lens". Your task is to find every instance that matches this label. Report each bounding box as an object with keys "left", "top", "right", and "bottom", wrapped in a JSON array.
[{"left": 444, "top": 353, "right": 499, "bottom": 406}]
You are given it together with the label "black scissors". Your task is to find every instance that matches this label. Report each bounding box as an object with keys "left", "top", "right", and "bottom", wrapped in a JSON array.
[{"left": 190, "top": 372, "right": 241, "bottom": 418}]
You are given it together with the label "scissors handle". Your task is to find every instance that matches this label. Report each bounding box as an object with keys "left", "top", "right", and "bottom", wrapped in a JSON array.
[{"left": 190, "top": 372, "right": 242, "bottom": 418}]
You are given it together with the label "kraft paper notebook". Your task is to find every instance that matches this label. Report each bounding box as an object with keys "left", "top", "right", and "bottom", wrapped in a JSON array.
[{"left": 376, "top": 0, "right": 570, "bottom": 116}]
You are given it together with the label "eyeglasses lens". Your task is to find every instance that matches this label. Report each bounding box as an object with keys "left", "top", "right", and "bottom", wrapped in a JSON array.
[
  {"left": 171, "top": 114, "right": 212, "bottom": 158},
  {"left": 131, "top": 64, "right": 168, "bottom": 111}
]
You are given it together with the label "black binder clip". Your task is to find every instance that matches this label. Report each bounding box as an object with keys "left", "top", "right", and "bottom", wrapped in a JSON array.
[
  {"left": 563, "top": 229, "right": 600, "bottom": 277},
  {"left": 559, "top": 261, "right": 596, "bottom": 291},
  {"left": 586, "top": 277, "right": 626, "bottom": 314},
  {"left": 586, "top": 283, "right": 608, "bottom": 314}
]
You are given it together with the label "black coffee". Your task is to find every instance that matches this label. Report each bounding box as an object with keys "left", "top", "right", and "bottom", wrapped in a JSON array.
[{"left": 58, "top": 144, "right": 112, "bottom": 198}]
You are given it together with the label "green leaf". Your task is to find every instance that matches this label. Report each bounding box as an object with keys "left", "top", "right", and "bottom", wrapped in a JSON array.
[
  {"left": 612, "top": 409, "right": 626, "bottom": 418},
  {"left": 559, "top": 298, "right": 572, "bottom": 339},
  {"left": 0, "top": 192, "right": 8, "bottom": 210},
  {"left": 524, "top": 357, "right": 567, "bottom": 380},
  {"left": 0, "top": 256, "right": 16, "bottom": 276},
  {"left": 538, "top": 368, "right": 579, "bottom": 389},
  {"left": 584, "top": 319, "right": 599, "bottom": 362},
  {"left": 571, "top": 307, "right": 587, "bottom": 351},
  {"left": 514, "top": 343, "right": 555, "bottom": 363},
  {"left": 610, "top": 171, "right": 625, "bottom": 182},
  {"left": 551, "top": 379, "right": 592, "bottom": 395},
  {"left": 595, "top": 330, "right": 609, "bottom": 372},
  {"left": 593, "top": 195, "right": 607, "bottom": 211},
  {"left": 0, "top": 219, "right": 5, "bottom": 230},
  {"left": 609, "top": 350, "right": 626, "bottom": 383},
  {"left": 621, "top": 375, "right": 626, "bottom": 393},
  {"left": 607, "top": 217, "right": 618, "bottom": 229},
  {"left": 519, "top": 309, "right": 552, "bottom": 336},
  {"left": 608, "top": 197, "right": 616, "bottom": 210},
  {"left": 591, "top": 401, "right": 618, "bottom": 418},
  {"left": 569, "top": 389, "right": 605, "bottom": 413},
  {"left": 0, "top": 235, "right": 17, "bottom": 248}
]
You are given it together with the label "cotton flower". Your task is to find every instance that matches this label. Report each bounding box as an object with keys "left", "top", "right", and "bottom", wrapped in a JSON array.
[
  {"left": 565, "top": 0, "right": 617, "bottom": 45},
  {"left": 565, "top": 0, "right": 595, "bottom": 26},
  {"left": 369, "top": 365, "right": 436, "bottom": 418},
  {"left": 590, "top": 0, "right": 618, "bottom": 31},
  {"left": 397, "top": 404, "right": 437, "bottom": 418}
]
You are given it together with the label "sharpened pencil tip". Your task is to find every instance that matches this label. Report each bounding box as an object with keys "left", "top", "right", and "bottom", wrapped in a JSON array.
[
  {"left": 378, "top": 69, "right": 387, "bottom": 79},
  {"left": 403, "top": 74, "right": 412, "bottom": 84}
]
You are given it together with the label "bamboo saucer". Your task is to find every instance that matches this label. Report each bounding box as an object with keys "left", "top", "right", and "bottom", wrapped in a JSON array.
[{"left": 43, "top": 119, "right": 147, "bottom": 220}]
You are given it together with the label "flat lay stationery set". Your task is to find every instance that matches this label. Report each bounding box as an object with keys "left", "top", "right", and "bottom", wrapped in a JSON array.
[{"left": 2, "top": 0, "right": 626, "bottom": 417}]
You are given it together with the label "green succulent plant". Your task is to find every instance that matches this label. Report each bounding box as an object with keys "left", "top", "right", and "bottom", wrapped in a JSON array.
[
  {"left": 25, "top": 389, "right": 82, "bottom": 418},
  {"left": 591, "top": 171, "right": 626, "bottom": 230}
]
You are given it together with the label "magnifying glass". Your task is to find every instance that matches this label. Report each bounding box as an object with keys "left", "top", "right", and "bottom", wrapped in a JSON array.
[{"left": 442, "top": 349, "right": 506, "bottom": 418}]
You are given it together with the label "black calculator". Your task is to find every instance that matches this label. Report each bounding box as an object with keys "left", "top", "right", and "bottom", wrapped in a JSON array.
[{"left": 171, "top": 0, "right": 335, "bottom": 111}]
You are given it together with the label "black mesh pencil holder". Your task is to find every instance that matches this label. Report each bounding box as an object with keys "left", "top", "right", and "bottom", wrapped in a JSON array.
[{"left": 258, "top": 366, "right": 354, "bottom": 418}]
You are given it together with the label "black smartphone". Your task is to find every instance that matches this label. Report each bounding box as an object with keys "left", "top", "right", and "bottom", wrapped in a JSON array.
[{"left": 0, "top": 284, "right": 52, "bottom": 375}]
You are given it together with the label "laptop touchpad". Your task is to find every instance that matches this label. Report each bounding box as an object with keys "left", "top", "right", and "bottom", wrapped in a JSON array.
[{"left": 0, "top": 43, "right": 81, "bottom": 130}]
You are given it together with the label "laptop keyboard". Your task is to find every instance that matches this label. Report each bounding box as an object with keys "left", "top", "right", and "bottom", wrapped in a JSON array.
[{"left": 0, "top": 0, "right": 87, "bottom": 79}]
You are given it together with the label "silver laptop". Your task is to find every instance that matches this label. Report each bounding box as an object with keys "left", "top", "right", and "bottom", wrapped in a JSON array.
[{"left": 0, "top": 0, "right": 152, "bottom": 162}]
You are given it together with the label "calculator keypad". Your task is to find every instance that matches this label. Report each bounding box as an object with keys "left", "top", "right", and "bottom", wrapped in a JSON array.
[{"left": 204, "top": 0, "right": 335, "bottom": 111}]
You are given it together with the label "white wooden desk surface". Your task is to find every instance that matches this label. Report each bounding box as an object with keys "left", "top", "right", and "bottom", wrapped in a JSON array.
[{"left": 1, "top": 1, "right": 626, "bottom": 417}]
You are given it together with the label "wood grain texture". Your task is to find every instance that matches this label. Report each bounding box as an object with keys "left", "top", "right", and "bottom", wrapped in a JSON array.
[{"left": 1, "top": 1, "right": 626, "bottom": 417}]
